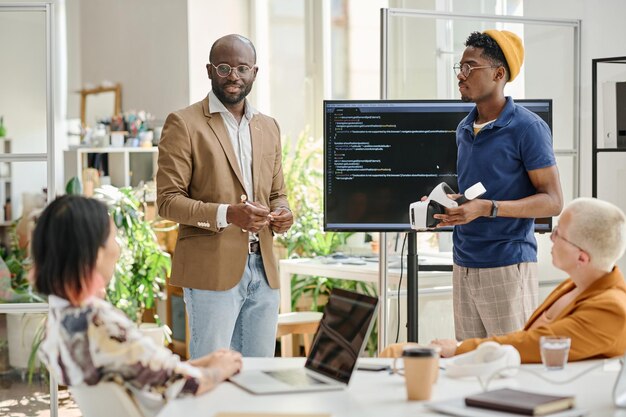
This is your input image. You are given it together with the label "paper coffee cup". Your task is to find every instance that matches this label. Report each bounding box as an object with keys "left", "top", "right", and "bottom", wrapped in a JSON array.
[{"left": 393, "top": 346, "right": 439, "bottom": 401}]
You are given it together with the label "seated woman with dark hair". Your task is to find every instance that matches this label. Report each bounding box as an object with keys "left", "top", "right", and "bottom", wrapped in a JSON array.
[
  {"left": 430, "top": 197, "right": 626, "bottom": 363},
  {"left": 33, "top": 195, "right": 242, "bottom": 412}
]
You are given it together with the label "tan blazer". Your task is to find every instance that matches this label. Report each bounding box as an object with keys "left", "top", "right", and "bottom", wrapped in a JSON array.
[
  {"left": 156, "top": 98, "right": 289, "bottom": 291},
  {"left": 456, "top": 267, "right": 626, "bottom": 363}
]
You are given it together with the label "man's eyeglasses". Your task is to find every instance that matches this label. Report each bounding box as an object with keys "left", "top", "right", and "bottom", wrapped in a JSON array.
[
  {"left": 550, "top": 225, "right": 584, "bottom": 251},
  {"left": 453, "top": 63, "right": 499, "bottom": 78},
  {"left": 210, "top": 63, "right": 255, "bottom": 78}
]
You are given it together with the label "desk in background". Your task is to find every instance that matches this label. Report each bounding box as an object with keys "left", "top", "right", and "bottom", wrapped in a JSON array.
[
  {"left": 278, "top": 255, "right": 454, "bottom": 355},
  {"left": 157, "top": 357, "right": 622, "bottom": 417}
]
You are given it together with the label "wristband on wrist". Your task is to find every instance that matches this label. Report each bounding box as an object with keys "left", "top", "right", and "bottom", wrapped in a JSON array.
[{"left": 490, "top": 200, "right": 499, "bottom": 218}]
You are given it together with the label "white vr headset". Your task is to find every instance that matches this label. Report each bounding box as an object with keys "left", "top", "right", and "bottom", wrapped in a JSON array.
[
  {"left": 409, "top": 182, "right": 486, "bottom": 230},
  {"left": 446, "top": 341, "right": 521, "bottom": 379}
]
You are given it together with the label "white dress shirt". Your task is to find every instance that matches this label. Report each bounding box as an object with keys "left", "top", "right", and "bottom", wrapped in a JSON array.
[{"left": 207, "top": 90, "right": 258, "bottom": 229}]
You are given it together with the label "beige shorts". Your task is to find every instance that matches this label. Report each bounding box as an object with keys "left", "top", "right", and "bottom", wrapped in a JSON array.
[{"left": 452, "top": 262, "right": 538, "bottom": 340}]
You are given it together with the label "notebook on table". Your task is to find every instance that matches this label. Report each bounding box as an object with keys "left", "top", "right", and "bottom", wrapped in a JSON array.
[
  {"left": 426, "top": 388, "right": 585, "bottom": 417},
  {"left": 229, "top": 288, "right": 378, "bottom": 395},
  {"left": 465, "top": 388, "right": 575, "bottom": 416}
]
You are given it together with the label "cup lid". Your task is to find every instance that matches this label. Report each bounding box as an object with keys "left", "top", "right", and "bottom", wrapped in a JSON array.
[{"left": 402, "top": 347, "right": 438, "bottom": 357}]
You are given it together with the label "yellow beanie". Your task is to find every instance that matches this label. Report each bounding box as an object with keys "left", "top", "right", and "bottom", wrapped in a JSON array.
[{"left": 483, "top": 29, "right": 524, "bottom": 82}]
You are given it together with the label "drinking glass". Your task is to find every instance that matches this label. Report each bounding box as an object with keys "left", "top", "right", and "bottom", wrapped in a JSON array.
[{"left": 540, "top": 336, "right": 571, "bottom": 370}]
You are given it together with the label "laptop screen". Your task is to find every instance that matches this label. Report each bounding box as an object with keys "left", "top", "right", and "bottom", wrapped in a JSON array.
[{"left": 305, "top": 288, "right": 378, "bottom": 384}]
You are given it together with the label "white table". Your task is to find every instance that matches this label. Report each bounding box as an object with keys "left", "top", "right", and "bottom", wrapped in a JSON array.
[
  {"left": 0, "top": 303, "right": 58, "bottom": 417},
  {"left": 157, "top": 357, "right": 624, "bottom": 417},
  {"left": 278, "top": 256, "right": 454, "bottom": 355}
]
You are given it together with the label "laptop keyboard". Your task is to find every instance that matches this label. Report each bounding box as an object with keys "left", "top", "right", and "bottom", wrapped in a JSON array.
[{"left": 264, "top": 370, "right": 327, "bottom": 386}]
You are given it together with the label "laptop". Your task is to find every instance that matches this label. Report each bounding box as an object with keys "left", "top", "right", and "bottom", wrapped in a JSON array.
[{"left": 229, "top": 288, "right": 378, "bottom": 395}]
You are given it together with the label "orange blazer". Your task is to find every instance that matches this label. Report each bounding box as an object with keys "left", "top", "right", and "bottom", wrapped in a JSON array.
[
  {"left": 156, "top": 98, "right": 288, "bottom": 291},
  {"left": 456, "top": 267, "right": 626, "bottom": 363}
]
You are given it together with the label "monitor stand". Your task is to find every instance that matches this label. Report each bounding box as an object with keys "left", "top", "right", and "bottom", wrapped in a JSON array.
[{"left": 407, "top": 232, "right": 419, "bottom": 342}]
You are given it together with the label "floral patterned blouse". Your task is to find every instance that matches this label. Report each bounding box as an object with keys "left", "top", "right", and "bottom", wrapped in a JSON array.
[{"left": 39, "top": 295, "right": 201, "bottom": 408}]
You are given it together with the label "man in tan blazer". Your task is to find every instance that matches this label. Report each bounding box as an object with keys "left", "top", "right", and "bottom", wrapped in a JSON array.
[{"left": 157, "top": 34, "right": 293, "bottom": 358}]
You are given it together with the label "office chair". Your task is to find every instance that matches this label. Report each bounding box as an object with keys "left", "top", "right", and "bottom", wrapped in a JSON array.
[{"left": 70, "top": 382, "right": 146, "bottom": 417}]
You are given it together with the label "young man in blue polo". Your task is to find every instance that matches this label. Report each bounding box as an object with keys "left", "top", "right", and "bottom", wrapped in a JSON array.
[{"left": 434, "top": 30, "right": 563, "bottom": 340}]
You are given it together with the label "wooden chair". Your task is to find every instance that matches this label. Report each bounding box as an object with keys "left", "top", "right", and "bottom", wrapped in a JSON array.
[{"left": 277, "top": 312, "right": 323, "bottom": 357}]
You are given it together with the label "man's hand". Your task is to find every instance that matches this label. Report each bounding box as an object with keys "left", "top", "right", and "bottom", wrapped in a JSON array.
[
  {"left": 269, "top": 207, "right": 293, "bottom": 234},
  {"left": 430, "top": 338, "right": 459, "bottom": 358},
  {"left": 434, "top": 197, "right": 491, "bottom": 227},
  {"left": 226, "top": 202, "right": 270, "bottom": 232}
]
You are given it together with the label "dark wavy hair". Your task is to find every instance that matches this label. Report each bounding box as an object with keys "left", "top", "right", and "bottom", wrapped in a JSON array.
[
  {"left": 465, "top": 31, "right": 509, "bottom": 81},
  {"left": 31, "top": 195, "right": 110, "bottom": 300}
]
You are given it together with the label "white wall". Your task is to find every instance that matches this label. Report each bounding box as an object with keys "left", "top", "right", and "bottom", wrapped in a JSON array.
[
  {"left": 0, "top": 7, "right": 48, "bottom": 219},
  {"left": 348, "top": 0, "right": 388, "bottom": 99},
  {"left": 71, "top": 0, "right": 190, "bottom": 123},
  {"left": 524, "top": 0, "right": 626, "bottom": 272},
  {"left": 187, "top": 0, "right": 249, "bottom": 106}
]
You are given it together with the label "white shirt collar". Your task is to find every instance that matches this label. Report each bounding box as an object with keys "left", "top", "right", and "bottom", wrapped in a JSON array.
[
  {"left": 48, "top": 294, "right": 102, "bottom": 309},
  {"left": 48, "top": 294, "right": 70, "bottom": 308},
  {"left": 208, "top": 90, "right": 257, "bottom": 121}
]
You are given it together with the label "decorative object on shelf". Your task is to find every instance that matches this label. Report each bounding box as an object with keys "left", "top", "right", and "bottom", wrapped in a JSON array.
[
  {"left": 0, "top": 115, "right": 6, "bottom": 138},
  {"left": 79, "top": 83, "right": 122, "bottom": 130},
  {"left": 139, "top": 130, "right": 154, "bottom": 148},
  {"left": 81, "top": 168, "right": 100, "bottom": 197},
  {"left": 110, "top": 130, "right": 126, "bottom": 147},
  {"left": 153, "top": 125, "right": 164, "bottom": 145},
  {"left": 111, "top": 110, "right": 154, "bottom": 138}
]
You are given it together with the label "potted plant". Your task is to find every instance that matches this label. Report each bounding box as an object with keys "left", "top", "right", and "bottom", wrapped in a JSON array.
[
  {"left": 0, "top": 223, "right": 47, "bottom": 373},
  {"left": 276, "top": 131, "right": 378, "bottom": 355},
  {"left": 93, "top": 186, "right": 171, "bottom": 338}
]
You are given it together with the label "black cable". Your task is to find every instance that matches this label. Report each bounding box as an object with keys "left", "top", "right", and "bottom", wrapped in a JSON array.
[{"left": 395, "top": 233, "right": 408, "bottom": 343}]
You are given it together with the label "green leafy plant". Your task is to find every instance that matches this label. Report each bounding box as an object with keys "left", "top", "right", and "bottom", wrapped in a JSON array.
[
  {"left": 276, "top": 131, "right": 378, "bottom": 355},
  {"left": 276, "top": 131, "right": 350, "bottom": 260},
  {"left": 0, "top": 223, "right": 45, "bottom": 303},
  {"left": 94, "top": 185, "right": 171, "bottom": 324}
]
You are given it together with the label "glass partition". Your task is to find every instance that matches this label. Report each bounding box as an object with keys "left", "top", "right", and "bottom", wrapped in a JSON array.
[
  {"left": 0, "top": 4, "right": 56, "bottom": 417},
  {"left": 386, "top": 14, "right": 578, "bottom": 152},
  {"left": 381, "top": 10, "right": 581, "bottom": 218},
  {"left": 0, "top": 10, "right": 48, "bottom": 154}
]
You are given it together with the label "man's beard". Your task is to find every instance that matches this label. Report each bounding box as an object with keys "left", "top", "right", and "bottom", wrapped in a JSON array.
[{"left": 212, "top": 81, "right": 253, "bottom": 105}]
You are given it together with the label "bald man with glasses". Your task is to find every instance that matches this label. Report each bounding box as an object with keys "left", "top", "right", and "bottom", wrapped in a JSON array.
[{"left": 157, "top": 34, "right": 293, "bottom": 359}]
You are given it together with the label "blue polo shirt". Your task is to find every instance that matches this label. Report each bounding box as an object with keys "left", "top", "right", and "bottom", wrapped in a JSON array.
[{"left": 453, "top": 97, "right": 556, "bottom": 268}]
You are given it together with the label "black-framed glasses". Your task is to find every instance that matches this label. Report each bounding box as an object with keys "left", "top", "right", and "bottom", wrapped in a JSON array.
[
  {"left": 210, "top": 63, "right": 255, "bottom": 78},
  {"left": 453, "top": 63, "right": 499, "bottom": 78},
  {"left": 550, "top": 225, "right": 584, "bottom": 251}
]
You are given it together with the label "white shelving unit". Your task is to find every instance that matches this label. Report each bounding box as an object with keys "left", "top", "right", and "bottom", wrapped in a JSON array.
[{"left": 64, "top": 146, "right": 158, "bottom": 190}]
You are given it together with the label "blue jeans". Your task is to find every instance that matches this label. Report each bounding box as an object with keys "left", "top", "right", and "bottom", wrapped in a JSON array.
[{"left": 183, "top": 253, "right": 279, "bottom": 359}]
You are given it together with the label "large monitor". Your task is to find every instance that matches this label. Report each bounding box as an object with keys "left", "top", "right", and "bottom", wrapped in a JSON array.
[{"left": 324, "top": 99, "right": 553, "bottom": 232}]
